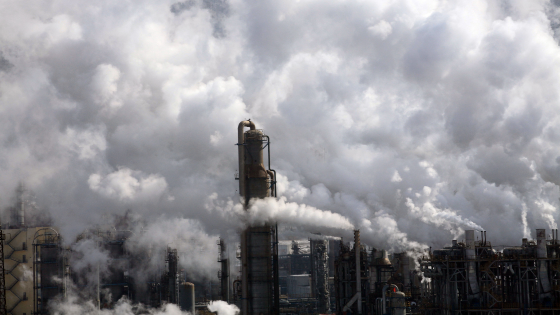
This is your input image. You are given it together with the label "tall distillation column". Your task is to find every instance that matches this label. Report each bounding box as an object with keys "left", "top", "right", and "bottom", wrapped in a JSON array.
[{"left": 237, "top": 121, "right": 278, "bottom": 315}]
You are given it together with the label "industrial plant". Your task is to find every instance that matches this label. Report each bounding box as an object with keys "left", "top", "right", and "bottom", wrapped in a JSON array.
[{"left": 0, "top": 121, "right": 558, "bottom": 315}]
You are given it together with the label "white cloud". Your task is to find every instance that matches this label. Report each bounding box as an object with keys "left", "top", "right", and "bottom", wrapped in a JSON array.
[
  {"left": 368, "top": 20, "right": 392, "bottom": 39},
  {"left": 88, "top": 168, "right": 168, "bottom": 202}
]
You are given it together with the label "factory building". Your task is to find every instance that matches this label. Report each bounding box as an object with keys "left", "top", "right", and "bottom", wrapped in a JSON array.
[
  {"left": 271, "top": 238, "right": 336, "bottom": 314},
  {"left": 333, "top": 230, "right": 422, "bottom": 315},
  {"left": 148, "top": 247, "right": 195, "bottom": 313},
  {"left": 334, "top": 231, "right": 369, "bottom": 315},
  {"left": 0, "top": 185, "right": 65, "bottom": 315},
  {"left": 421, "top": 229, "right": 560, "bottom": 315},
  {"left": 2, "top": 227, "right": 64, "bottom": 315}
]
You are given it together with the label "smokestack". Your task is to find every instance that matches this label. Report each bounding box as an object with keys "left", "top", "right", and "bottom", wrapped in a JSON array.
[
  {"left": 537, "top": 229, "right": 547, "bottom": 258},
  {"left": 16, "top": 183, "right": 25, "bottom": 227},
  {"left": 465, "top": 230, "right": 475, "bottom": 259},
  {"left": 354, "top": 230, "right": 361, "bottom": 315},
  {"left": 465, "top": 230, "right": 480, "bottom": 298}
]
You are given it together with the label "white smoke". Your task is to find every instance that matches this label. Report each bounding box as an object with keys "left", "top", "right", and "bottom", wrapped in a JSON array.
[
  {"left": 247, "top": 197, "right": 354, "bottom": 230},
  {"left": 50, "top": 295, "right": 191, "bottom": 315},
  {"left": 208, "top": 300, "right": 240, "bottom": 315},
  {"left": 1, "top": 0, "right": 560, "bottom": 282},
  {"left": 205, "top": 193, "right": 354, "bottom": 231},
  {"left": 126, "top": 217, "right": 221, "bottom": 281}
]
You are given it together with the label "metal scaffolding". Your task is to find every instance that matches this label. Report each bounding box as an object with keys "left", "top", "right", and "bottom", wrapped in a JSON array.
[
  {"left": 33, "top": 228, "right": 63, "bottom": 315},
  {"left": 166, "top": 247, "right": 179, "bottom": 305},
  {"left": 218, "top": 238, "right": 230, "bottom": 303},
  {"left": 334, "top": 231, "right": 369, "bottom": 315},
  {"left": 421, "top": 229, "right": 560, "bottom": 315},
  {"left": 311, "top": 239, "right": 330, "bottom": 313}
]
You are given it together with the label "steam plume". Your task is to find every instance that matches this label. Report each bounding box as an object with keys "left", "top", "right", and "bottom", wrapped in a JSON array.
[{"left": 1, "top": 0, "right": 560, "bottom": 280}]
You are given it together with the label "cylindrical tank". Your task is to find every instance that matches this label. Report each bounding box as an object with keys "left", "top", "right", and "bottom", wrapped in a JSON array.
[
  {"left": 389, "top": 291, "right": 406, "bottom": 315},
  {"left": 244, "top": 129, "right": 270, "bottom": 200},
  {"left": 179, "top": 282, "right": 195, "bottom": 314}
]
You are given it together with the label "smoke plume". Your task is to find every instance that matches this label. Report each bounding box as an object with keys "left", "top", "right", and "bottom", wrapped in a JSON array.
[
  {"left": 1, "top": 0, "right": 560, "bottom": 286},
  {"left": 208, "top": 301, "right": 240, "bottom": 315}
]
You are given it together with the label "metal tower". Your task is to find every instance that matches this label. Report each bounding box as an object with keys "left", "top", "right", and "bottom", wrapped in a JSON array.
[{"left": 237, "top": 120, "right": 279, "bottom": 315}]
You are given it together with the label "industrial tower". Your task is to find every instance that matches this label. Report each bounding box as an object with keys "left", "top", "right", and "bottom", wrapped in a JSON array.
[{"left": 237, "top": 120, "right": 279, "bottom": 315}]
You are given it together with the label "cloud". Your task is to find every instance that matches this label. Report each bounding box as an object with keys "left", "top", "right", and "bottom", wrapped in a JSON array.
[
  {"left": 0, "top": 0, "right": 560, "bottom": 285},
  {"left": 368, "top": 20, "right": 392, "bottom": 39},
  {"left": 88, "top": 168, "right": 168, "bottom": 202}
]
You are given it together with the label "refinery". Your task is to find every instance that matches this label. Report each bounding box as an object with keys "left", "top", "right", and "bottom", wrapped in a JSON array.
[
  {"left": 4, "top": 0, "right": 560, "bottom": 314},
  {"left": 0, "top": 121, "right": 558, "bottom": 315}
]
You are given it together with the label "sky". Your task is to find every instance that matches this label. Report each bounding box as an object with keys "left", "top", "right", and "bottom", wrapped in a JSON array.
[{"left": 1, "top": 0, "right": 560, "bottom": 286}]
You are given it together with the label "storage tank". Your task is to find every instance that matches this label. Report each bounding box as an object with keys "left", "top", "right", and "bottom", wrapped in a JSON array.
[
  {"left": 179, "top": 282, "right": 195, "bottom": 314},
  {"left": 389, "top": 291, "right": 406, "bottom": 315}
]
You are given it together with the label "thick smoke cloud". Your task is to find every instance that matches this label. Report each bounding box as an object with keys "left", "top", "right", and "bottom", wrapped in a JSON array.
[{"left": 1, "top": 0, "right": 560, "bottom": 280}]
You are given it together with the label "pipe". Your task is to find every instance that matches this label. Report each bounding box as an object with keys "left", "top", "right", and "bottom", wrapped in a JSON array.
[
  {"left": 270, "top": 170, "right": 277, "bottom": 197},
  {"left": 232, "top": 279, "right": 241, "bottom": 298},
  {"left": 263, "top": 135, "right": 276, "bottom": 197},
  {"left": 266, "top": 170, "right": 275, "bottom": 197},
  {"left": 238, "top": 120, "right": 255, "bottom": 200},
  {"left": 382, "top": 284, "right": 399, "bottom": 315}
]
